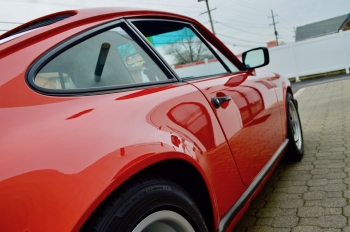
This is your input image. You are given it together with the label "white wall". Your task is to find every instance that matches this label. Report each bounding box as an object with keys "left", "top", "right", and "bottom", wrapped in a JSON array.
[
  {"left": 174, "top": 30, "right": 350, "bottom": 81},
  {"left": 259, "top": 30, "right": 350, "bottom": 80}
]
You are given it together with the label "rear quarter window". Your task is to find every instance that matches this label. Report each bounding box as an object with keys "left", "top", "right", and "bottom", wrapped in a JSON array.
[{"left": 33, "top": 25, "right": 168, "bottom": 92}]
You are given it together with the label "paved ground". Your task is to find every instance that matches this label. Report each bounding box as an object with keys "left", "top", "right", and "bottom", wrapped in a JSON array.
[{"left": 233, "top": 79, "right": 350, "bottom": 231}]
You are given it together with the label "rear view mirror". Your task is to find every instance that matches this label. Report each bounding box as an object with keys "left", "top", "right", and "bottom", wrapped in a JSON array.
[{"left": 242, "top": 47, "right": 269, "bottom": 69}]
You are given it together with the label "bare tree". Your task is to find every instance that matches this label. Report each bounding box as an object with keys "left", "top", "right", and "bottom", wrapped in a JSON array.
[{"left": 164, "top": 29, "right": 214, "bottom": 65}]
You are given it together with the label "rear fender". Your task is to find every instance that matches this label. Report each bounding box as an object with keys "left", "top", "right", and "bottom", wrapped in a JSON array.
[{"left": 72, "top": 150, "right": 217, "bottom": 231}]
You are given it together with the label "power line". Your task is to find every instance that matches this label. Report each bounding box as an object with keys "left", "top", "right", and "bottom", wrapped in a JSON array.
[
  {"left": 230, "top": 0, "right": 270, "bottom": 12},
  {"left": 3, "top": 0, "right": 205, "bottom": 9},
  {"left": 2, "top": 0, "right": 83, "bottom": 7},
  {"left": 277, "top": 14, "right": 296, "bottom": 37},
  {"left": 216, "top": 33, "right": 266, "bottom": 44},
  {"left": 214, "top": 22, "right": 270, "bottom": 29},
  {"left": 212, "top": 0, "right": 269, "bottom": 16},
  {"left": 209, "top": 13, "right": 292, "bottom": 29},
  {"left": 211, "top": 3, "right": 268, "bottom": 18},
  {"left": 211, "top": 8, "right": 269, "bottom": 24},
  {"left": 116, "top": 0, "right": 203, "bottom": 8},
  {"left": 216, "top": 21, "right": 273, "bottom": 36},
  {"left": 278, "top": 15, "right": 294, "bottom": 27},
  {"left": 202, "top": 19, "right": 271, "bottom": 29},
  {"left": 0, "top": 21, "right": 22, "bottom": 25}
]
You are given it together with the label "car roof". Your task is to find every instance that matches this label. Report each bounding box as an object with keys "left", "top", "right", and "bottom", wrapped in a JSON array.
[
  {"left": 0, "top": 7, "right": 244, "bottom": 70},
  {"left": 0, "top": 8, "right": 198, "bottom": 55},
  {"left": 0, "top": 7, "right": 194, "bottom": 43}
]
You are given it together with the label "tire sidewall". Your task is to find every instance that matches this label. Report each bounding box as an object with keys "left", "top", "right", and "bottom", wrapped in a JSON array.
[
  {"left": 98, "top": 178, "right": 208, "bottom": 232},
  {"left": 286, "top": 93, "right": 304, "bottom": 158}
]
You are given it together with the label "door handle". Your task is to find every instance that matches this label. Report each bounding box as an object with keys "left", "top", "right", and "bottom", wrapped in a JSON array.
[{"left": 212, "top": 96, "right": 231, "bottom": 108}]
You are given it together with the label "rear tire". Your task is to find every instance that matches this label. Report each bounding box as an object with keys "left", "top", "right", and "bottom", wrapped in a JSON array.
[
  {"left": 81, "top": 176, "right": 208, "bottom": 232},
  {"left": 285, "top": 92, "right": 304, "bottom": 161}
]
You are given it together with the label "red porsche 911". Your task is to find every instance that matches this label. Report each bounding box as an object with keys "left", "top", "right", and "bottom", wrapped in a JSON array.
[{"left": 0, "top": 7, "right": 304, "bottom": 232}]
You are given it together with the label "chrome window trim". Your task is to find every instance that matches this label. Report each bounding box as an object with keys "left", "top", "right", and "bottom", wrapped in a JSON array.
[{"left": 0, "top": 28, "right": 40, "bottom": 45}]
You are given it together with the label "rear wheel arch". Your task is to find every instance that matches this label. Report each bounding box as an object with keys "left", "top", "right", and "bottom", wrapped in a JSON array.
[
  {"left": 138, "top": 159, "right": 214, "bottom": 230},
  {"left": 80, "top": 159, "right": 214, "bottom": 231}
]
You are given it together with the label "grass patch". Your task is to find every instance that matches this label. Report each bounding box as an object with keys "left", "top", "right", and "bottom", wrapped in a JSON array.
[
  {"left": 288, "top": 69, "right": 346, "bottom": 82},
  {"left": 288, "top": 77, "right": 296, "bottom": 82},
  {"left": 299, "top": 69, "right": 346, "bottom": 81}
]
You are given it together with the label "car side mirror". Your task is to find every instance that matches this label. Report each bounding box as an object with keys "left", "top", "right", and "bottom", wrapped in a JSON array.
[{"left": 242, "top": 47, "right": 269, "bottom": 69}]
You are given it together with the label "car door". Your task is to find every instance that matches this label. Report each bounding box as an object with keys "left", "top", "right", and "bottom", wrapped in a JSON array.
[
  {"left": 131, "top": 19, "right": 285, "bottom": 185},
  {"left": 189, "top": 72, "right": 285, "bottom": 185}
]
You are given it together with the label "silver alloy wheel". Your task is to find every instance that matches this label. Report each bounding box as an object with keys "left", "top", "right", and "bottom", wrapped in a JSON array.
[
  {"left": 132, "top": 210, "right": 195, "bottom": 232},
  {"left": 289, "top": 101, "right": 302, "bottom": 150}
]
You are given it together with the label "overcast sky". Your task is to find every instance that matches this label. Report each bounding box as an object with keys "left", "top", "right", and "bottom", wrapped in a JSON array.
[{"left": 0, "top": 0, "right": 349, "bottom": 53}]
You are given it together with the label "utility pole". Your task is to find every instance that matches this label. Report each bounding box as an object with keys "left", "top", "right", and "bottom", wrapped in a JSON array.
[
  {"left": 293, "top": 26, "right": 296, "bottom": 39},
  {"left": 198, "top": 0, "right": 216, "bottom": 35},
  {"left": 268, "top": 9, "right": 279, "bottom": 46}
]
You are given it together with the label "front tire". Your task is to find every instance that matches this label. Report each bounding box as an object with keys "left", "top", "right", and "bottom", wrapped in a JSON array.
[
  {"left": 285, "top": 92, "right": 304, "bottom": 161},
  {"left": 81, "top": 176, "right": 208, "bottom": 232}
]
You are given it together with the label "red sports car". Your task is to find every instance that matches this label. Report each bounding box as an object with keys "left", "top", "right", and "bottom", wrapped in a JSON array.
[{"left": 0, "top": 7, "right": 304, "bottom": 232}]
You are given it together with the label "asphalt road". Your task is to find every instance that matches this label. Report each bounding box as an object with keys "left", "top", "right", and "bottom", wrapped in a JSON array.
[{"left": 291, "top": 73, "right": 350, "bottom": 93}]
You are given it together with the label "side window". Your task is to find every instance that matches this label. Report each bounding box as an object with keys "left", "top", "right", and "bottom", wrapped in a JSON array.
[
  {"left": 209, "top": 45, "right": 240, "bottom": 73},
  {"left": 34, "top": 26, "right": 168, "bottom": 90},
  {"left": 133, "top": 21, "right": 238, "bottom": 79}
]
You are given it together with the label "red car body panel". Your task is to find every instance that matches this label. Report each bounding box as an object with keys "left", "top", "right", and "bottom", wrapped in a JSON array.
[
  {"left": 1, "top": 78, "right": 246, "bottom": 231},
  {"left": 0, "top": 7, "right": 292, "bottom": 231},
  {"left": 189, "top": 72, "right": 285, "bottom": 185}
]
